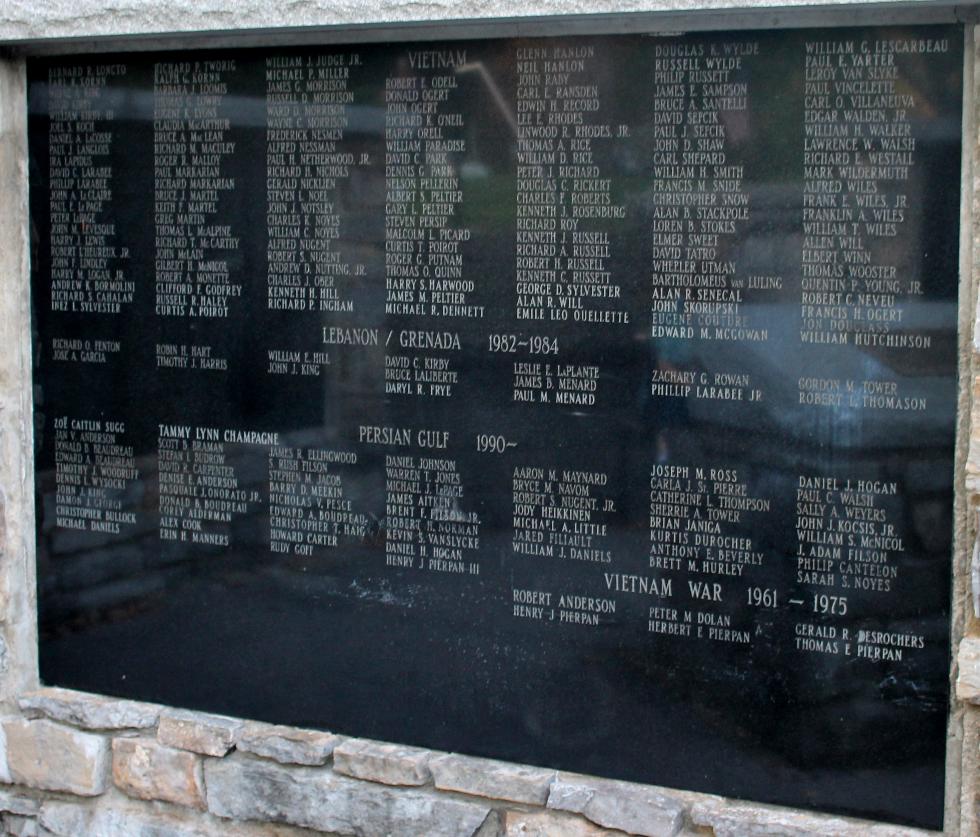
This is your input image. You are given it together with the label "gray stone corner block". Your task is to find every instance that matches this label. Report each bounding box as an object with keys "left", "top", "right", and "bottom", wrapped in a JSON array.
[
  {"left": 4, "top": 813, "right": 37, "bottom": 837},
  {"left": 157, "top": 708, "right": 243, "bottom": 757},
  {"left": 0, "top": 634, "right": 10, "bottom": 681},
  {"left": 0, "top": 715, "right": 14, "bottom": 784},
  {"left": 237, "top": 720, "right": 341, "bottom": 766},
  {"left": 332, "top": 737, "right": 434, "bottom": 786},
  {"left": 205, "top": 752, "right": 493, "bottom": 836},
  {"left": 17, "top": 687, "right": 161, "bottom": 730},
  {"left": 956, "top": 635, "right": 980, "bottom": 703},
  {"left": 690, "top": 796, "right": 935, "bottom": 837},
  {"left": 111, "top": 736, "right": 205, "bottom": 809},
  {"left": 3, "top": 718, "right": 109, "bottom": 796},
  {"left": 0, "top": 786, "right": 41, "bottom": 817},
  {"left": 430, "top": 752, "right": 556, "bottom": 805},
  {"left": 546, "top": 773, "right": 686, "bottom": 837}
]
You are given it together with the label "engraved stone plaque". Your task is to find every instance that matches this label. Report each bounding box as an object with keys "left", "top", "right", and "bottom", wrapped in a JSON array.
[{"left": 28, "top": 22, "right": 962, "bottom": 828}]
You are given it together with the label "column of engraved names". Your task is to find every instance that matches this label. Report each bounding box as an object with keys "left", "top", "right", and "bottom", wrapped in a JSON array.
[
  {"left": 515, "top": 44, "right": 629, "bottom": 327},
  {"left": 268, "top": 446, "right": 368, "bottom": 556},
  {"left": 511, "top": 466, "right": 623, "bottom": 628},
  {"left": 157, "top": 425, "right": 267, "bottom": 546},
  {"left": 801, "top": 37, "right": 929, "bottom": 348},
  {"left": 385, "top": 454, "right": 481, "bottom": 575},
  {"left": 650, "top": 40, "right": 773, "bottom": 358},
  {"left": 511, "top": 356, "right": 600, "bottom": 406},
  {"left": 53, "top": 416, "right": 139, "bottom": 534},
  {"left": 265, "top": 51, "right": 367, "bottom": 376},
  {"left": 384, "top": 49, "right": 474, "bottom": 400},
  {"left": 47, "top": 63, "right": 132, "bottom": 316},
  {"left": 647, "top": 463, "right": 770, "bottom": 643},
  {"left": 154, "top": 60, "right": 241, "bottom": 319},
  {"left": 384, "top": 330, "right": 462, "bottom": 398},
  {"left": 794, "top": 474, "right": 920, "bottom": 662},
  {"left": 384, "top": 49, "right": 476, "bottom": 318}
]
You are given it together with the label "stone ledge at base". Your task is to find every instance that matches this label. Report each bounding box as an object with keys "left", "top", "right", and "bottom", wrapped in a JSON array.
[
  {"left": 546, "top": 773, "right": 687, "bottom": 837},
  {"left": 17, "top": 688, "right": 160, "bottom": 731},
  {"left": 690, "top": 797, "right": 936, "bottom": 837},
  {"left": 237, "top": 721, "right": 341, "bottom": 767},
  {"left": 157, "top": 710, "right": 242, "bottom": 758},
  {"left": 430, "top": 753, "right": 556, "bottom": 805},
  {"left": 0, "top": 687, "right": 948, "bottom": 837},
  {"left": 332, "top": 739, "right": 433, "bottom": 786}
]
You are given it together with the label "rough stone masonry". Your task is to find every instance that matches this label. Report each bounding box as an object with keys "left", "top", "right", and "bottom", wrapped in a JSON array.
[{"left": 0, "top": 686, "right": 945, "bottom": 836}]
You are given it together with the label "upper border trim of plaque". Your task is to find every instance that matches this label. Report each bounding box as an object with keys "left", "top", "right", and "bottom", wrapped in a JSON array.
[{"left": 2, "top": 1, "right": 977, "bottom": 57}]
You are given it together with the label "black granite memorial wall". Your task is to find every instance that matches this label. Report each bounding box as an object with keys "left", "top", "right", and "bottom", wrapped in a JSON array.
[{"left": 28, "top": 22, "right": 963, "bottom": 828}]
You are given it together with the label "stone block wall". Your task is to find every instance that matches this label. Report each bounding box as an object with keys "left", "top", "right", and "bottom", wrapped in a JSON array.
[
  {"left": 0, "top": 686, "right": 943, "bottom": 837},
  {"left": 0, "top": 2, "right": 978, "bottom": 835}
]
